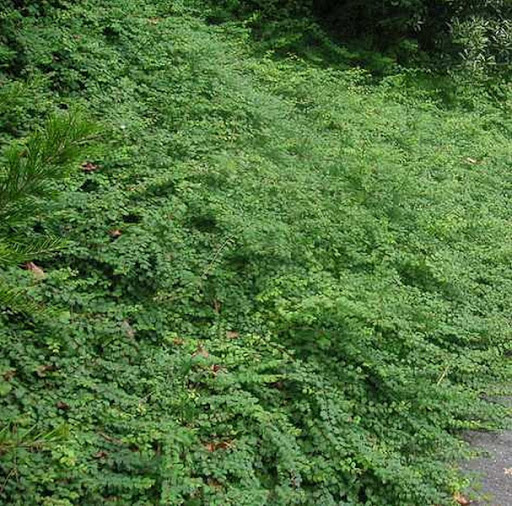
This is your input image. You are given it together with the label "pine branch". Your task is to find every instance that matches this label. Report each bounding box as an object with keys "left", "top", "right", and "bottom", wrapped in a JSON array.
[
  {"left": 0, "top": 277, "right": 41, "bottom": 314},
  {"left": 0, "top": 237, "right": 64, "bottom": 268},
  {"left": 0, "top": 112, "right": 97, "bottom": 219},
  {"left": 0, "top": 110, "right": 97, "bottom": 314}
]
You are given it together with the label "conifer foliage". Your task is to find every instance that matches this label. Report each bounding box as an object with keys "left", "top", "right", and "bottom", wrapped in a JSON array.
[{"left": 0, "top": 111, "right": 95, "bottom": 312}]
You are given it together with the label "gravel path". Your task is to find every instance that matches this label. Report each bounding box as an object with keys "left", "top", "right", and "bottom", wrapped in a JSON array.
[
  {"left": 462, "top": 398, "right": 512, "bottom": 505},
  {"left": 463, "top": 429, "right": 512, "bottom": 505}
]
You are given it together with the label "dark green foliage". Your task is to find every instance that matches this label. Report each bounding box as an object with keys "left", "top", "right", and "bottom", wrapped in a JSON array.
[
  {"left": 209, "top": 0, "right": 512, "bottom": 75},
  {"left": 0, "top": 0, "right": 511, "bottom": 505},
  {"left": 314, "top": 0, "right": 512, "bottom": 73}
]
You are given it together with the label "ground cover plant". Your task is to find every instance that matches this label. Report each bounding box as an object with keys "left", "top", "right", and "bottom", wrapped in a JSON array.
[{"left": 0, "top": 0, "right": 511, "bottom": 504}]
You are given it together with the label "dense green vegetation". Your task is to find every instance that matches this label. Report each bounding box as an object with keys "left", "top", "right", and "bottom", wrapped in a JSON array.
[
  {"left": 211, "top": 0, "right": 512, "bottom": 76},
  {"left": 0, "top": 0, "right": 511, "bottom": 504}
]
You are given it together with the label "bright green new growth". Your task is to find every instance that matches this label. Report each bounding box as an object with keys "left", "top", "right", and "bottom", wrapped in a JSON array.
[{"left": 0, "top": 0, "right": 511, "bottom": 505}]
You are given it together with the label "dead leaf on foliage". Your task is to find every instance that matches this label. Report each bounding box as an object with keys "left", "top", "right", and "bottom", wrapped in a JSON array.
[
  {"left": 109, "top": 229, "right": 122, "bottom": 239},
  {"left": 35, "top": 364, "right": 56, "bottom": 377},
  {"left": 226, "top": 331, "right": 239, "bottom": 339},
  {"left": 192, "top": 347, "right": 209, "bottom": 359},
  {"left": 56, "top": 401, "right": 70, "bottom": 411},
  {"left": 216, "top": 440, "right": 234, "bottom": 450},
  {"left": 211, "top": 364, "right": 222, "bottom": 375},
  {"left": 203, "top": 442, "right": 216, "bottom": 452},
  {"left": 207, "top": 478, "right": 223, "bottom": 489},
  {"left": 81, "top": 161, "right": 99, "bottom": 173},
  {"left": 121, "top": 320, "right": 135, "bottom": 338},
  {"left": 3, "top": 369, "right": 16, "bottom": 381},
  {"left": 23, "top": 262, "right": 45, "bottom": 280},
  {"left": 454, "top": 492, "right": 471, "bottom": 505},
  {"left": 203, "top": 440, "right": 234, "bottom": 452},
  {"left": 94, "top": 450, "right": 109, "bottom": 459}
]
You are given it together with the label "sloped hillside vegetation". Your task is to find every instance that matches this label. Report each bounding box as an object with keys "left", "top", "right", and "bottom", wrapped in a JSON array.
[{"left": 0, "top": 0, "right": 511, "bottom": 504}]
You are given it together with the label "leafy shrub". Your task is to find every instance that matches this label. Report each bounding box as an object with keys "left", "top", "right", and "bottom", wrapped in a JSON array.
[{"left": 208, "top": 0, "right": 512, "bottom": 75}]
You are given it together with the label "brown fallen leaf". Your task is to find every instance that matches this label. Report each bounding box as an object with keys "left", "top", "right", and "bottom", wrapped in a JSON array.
[
  {"left": 35, "top": 364, "right": 56, "bottom": 377},
  {"left": 454, "top": 492, "right": 471, "bottom": 505},
  {"left": 23, "top": 262, "right": 45, "bottom": 280},
  {"left": 109, "top": 229, "right": 122, "bottom": 239},
  {"left": 211, "top": 364, "right": 222, "bottom": 375},
  {"left": 94, "top": 450, "right": 109, "bottom": 459},
  {"left": 192, "top": 347, "right": 209, "bottom": 359},
  {"left": 216, "top": 440, "right": 234, "bottom": 450},
  {"left": 206, "top": 478, "right": 223, "bottom": 489},
  {"left": 203, "top": 442, "right": 216, "bottom": 452},
  {"left": 226, "top": 331, "right": 239, "bottom": 339},
  {"left": 121, "top": 320, "right": 136, "bottom": 338},
  {"left": 3, "top": 369, "right": 16, "bottom": 381},
  {"left": 81, "top": 161, "right": 99, "bottom": 173},
  {"left": 203, "top": 440, "right": 234, "bottom": 452},
  {"left": 56, "top": 401, "right": 70, "bottom": 411}
]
